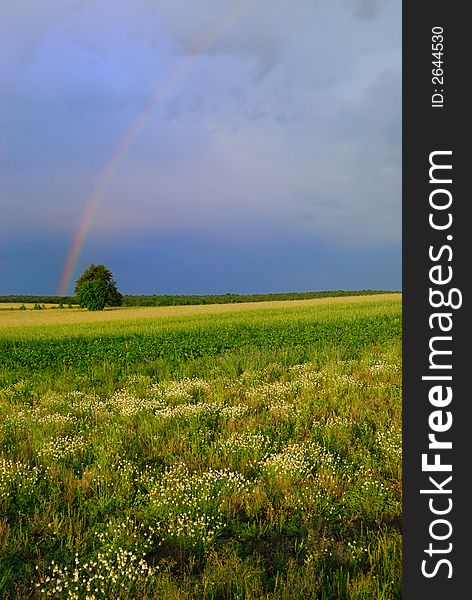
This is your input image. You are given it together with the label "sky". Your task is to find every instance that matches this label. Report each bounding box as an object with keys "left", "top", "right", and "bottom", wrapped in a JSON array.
[{"left": 0, "top": 0, "right": 401, "bottom": 296}]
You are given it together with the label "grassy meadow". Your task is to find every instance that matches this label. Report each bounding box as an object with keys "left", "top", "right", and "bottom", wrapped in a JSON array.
[{"left": 0, "top": 294, "right": 402, "bottom": 598}]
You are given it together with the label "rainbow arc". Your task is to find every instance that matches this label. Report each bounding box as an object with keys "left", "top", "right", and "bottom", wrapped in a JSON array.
[{"left": 59, "top": 0, "right": 256, "bottom": 295}]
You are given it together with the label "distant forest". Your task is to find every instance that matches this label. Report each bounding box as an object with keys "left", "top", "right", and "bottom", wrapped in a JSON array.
[{"left": 0, "top": 290, "right": 397, "bottom": 307}]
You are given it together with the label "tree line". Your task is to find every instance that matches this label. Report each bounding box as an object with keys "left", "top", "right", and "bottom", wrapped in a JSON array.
[{"left": 1, "top": 264, "right": 397, "bottom": 311}]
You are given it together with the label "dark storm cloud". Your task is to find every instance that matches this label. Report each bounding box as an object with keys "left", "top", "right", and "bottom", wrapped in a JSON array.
[{"left": 0, "top": 0, "right": 401, "bottom": 294}]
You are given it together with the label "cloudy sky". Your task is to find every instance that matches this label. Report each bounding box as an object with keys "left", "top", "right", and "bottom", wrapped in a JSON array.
[{"left": 0, "top": 0, "right": 401, "bottom": 295}]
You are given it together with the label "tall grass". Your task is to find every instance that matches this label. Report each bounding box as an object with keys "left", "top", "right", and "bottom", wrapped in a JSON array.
[{"left": 0, "top": 296, "right": 401, "bottom": 598}]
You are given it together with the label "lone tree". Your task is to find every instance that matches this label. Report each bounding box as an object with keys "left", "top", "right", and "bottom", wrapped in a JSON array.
[{"left": 75, "top": 264, "right": 122, "bottom": 311}]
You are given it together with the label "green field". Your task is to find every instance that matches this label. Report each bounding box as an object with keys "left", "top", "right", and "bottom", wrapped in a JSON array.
[{"left": 0, "top": 295, "right": 402, "bottom": 598}]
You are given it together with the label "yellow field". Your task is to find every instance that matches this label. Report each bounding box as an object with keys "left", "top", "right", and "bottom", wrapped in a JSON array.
[
  {"left": 0, "top": 303, "right": 76, "bottom": 310},
  {"left": 0, "top": 293, "right": 401, "bottom": 329}
]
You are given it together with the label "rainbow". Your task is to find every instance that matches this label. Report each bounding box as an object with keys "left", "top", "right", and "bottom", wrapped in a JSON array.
[{"left": 59, "top": 0, "right": 256, "bottom": 295}]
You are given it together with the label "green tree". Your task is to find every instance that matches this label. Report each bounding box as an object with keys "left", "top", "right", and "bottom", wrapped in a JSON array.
[
  {"left": 76, "top": 280, "right": 108, "bottom": 311},
  {"left": 74, "top": 264, "right": 122, "bottom": 311}
]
